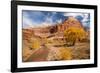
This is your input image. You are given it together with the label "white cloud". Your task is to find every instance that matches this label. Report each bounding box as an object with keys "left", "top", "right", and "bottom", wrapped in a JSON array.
[
  {"left": 23, "top": 15, "right": 33, "bottom": 28},
  {"left": 41, "top": 22, "right": 51, "bottom": 27},
  {"left": 81, "top": 14, "right": 89, "bottom": 27},
  {"left": 52, "top": 12, "right": 57, "bottom": 15},
  {"left": 23, "top": 15, "right": 52, "bottom": 28},
  {"left": 45, "top": 17, "right": 53, "bottom": 24},
  {"left": 64, "top": 13, "right": 84, "bottom": 17},
  {"left": 30, "top": 22, "right": 51, "bottom": 28},
  {"left": 82, "top": 14, "right": 89, "bottom": 22},
  {"left": 23, "top": 13, "right": 41, "bottom": 28},
  {"left": 56, "top": 19, "right": 62, "bottom": 23}
]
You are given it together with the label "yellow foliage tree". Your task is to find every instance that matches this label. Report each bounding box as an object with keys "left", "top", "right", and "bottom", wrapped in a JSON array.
[
  {"left": 30, "top": 39, "right": 40, "bottom": 50},
  {"left": 64, "top": 27, "right": 86, "bottom": 46}
]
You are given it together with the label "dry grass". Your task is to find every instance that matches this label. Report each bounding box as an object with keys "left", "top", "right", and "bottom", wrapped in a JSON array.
[{"left": 59, "top": 48, "right": 72, "bottom": 60}]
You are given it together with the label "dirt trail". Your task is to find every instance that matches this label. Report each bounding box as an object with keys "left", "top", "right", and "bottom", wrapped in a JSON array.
[{"left": 25, "top": 46, "right": 49, "bottom": 62}]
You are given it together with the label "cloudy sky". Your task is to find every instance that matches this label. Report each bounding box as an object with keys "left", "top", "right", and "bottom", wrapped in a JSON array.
[{"left": 22, "top": 10, "right": 90, "bottom": 28}]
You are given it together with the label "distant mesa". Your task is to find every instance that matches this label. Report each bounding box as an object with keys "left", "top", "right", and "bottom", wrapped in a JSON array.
[{"left": 57, "top": 16, "right": 83, "bottom": 32}]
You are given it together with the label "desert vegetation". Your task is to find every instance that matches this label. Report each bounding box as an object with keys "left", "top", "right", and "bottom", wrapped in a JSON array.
[{"left": 64, "top": 27, "right": 87, "bottom": 46}]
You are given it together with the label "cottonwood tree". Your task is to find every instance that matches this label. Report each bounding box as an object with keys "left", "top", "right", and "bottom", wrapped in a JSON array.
[{"left": 64, "top": 27, "right": 86, "bottom": 46}]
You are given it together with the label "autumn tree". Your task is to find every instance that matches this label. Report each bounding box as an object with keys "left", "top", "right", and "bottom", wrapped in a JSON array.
[
  {"left": 64, "top": 27, "right": 86, "bottom": 46},
  {"left": 30, "top": 38, "right": 40, "bottom": 50}
]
